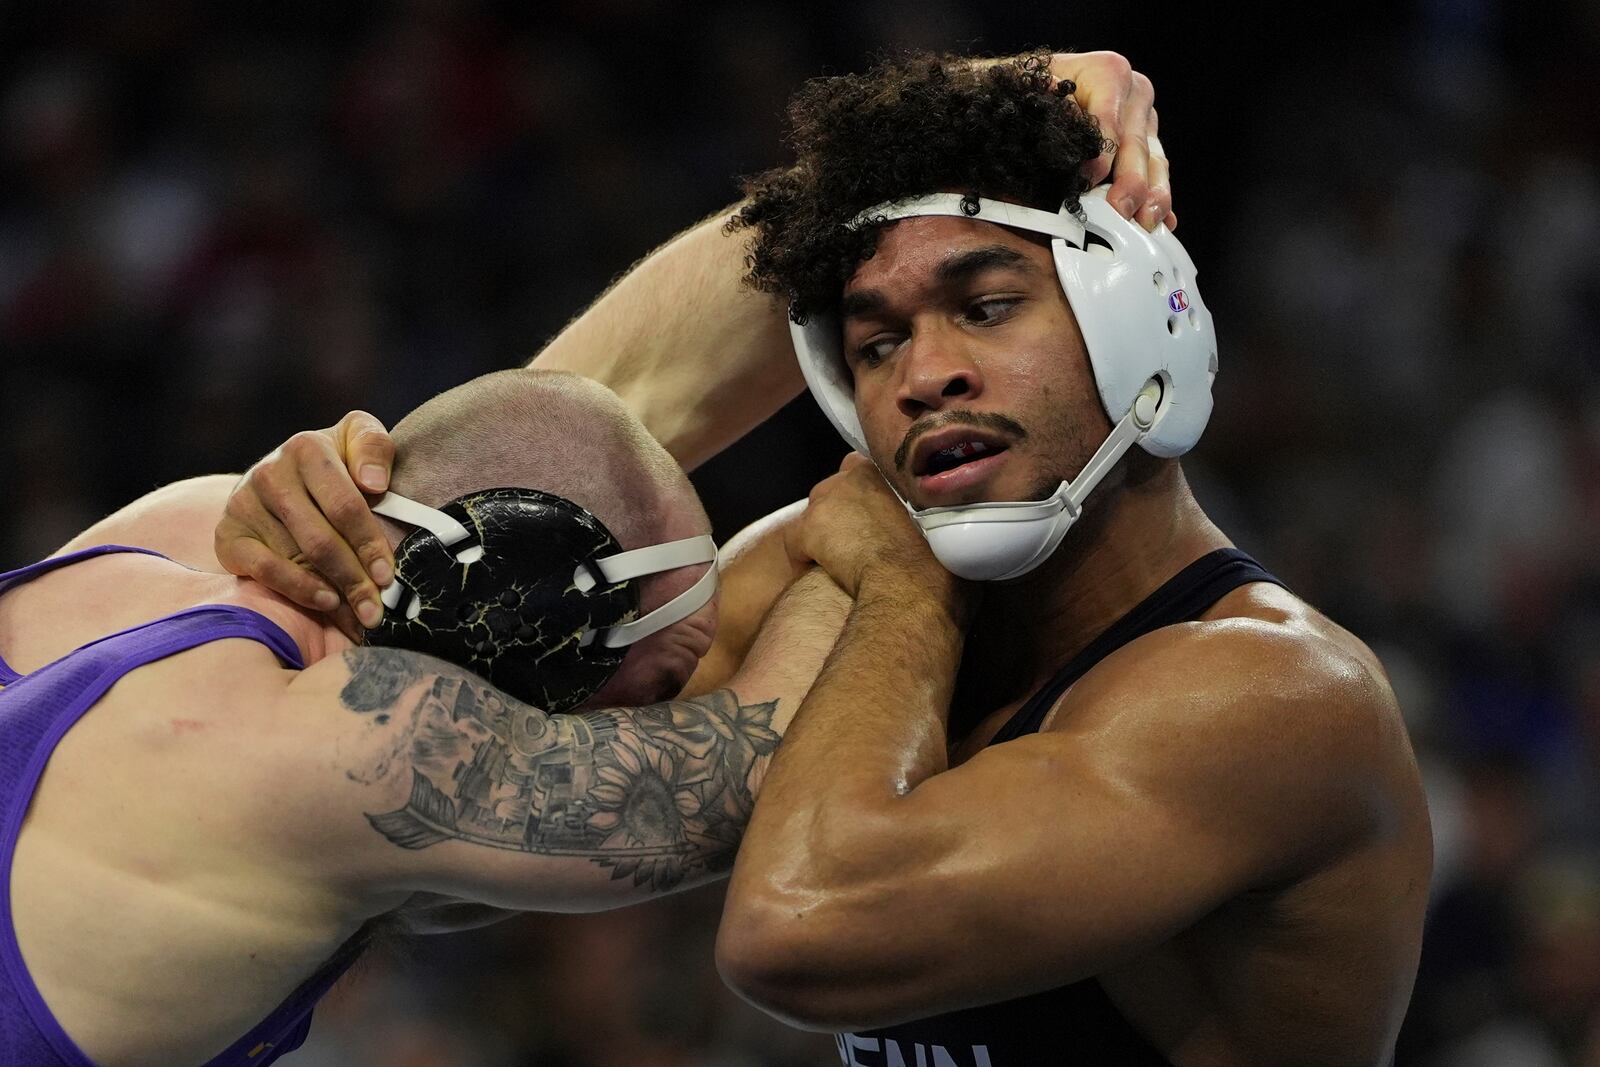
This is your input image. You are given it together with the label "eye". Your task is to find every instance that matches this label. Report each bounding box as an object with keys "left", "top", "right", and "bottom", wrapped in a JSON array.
[
  {"left": 853, "top": 336, "right": 901, "bottom": 369},
  {"left": 966, "top": 297, "right": 1022, "bottom": 324}
]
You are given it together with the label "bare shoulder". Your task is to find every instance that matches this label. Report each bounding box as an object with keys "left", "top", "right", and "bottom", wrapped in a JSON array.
[
  {"left": 0, "top": 552, "right": 228, "bottom": 676},
  {"left": 1048, "top": 581, "right": 1417, "bottom": 878},
  {"left": 1065, "top": 580, "right": 1402, "bottom": 745}
]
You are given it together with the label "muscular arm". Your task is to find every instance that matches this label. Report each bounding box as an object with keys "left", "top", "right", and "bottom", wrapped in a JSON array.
[
  {"left": 279, "top": 567, "right": 849, "bottom": 913},
  {"left": 526, "top": 53, "right": 1168, "bottom": 471},
  {"left": 717, "top": 576, "right": 1402, "bottom": 1031},
  {"left": 528, "top": 208, "right": 799, "bottom": 471},
  {"left": 57, "top": 474, "right": 236, "bottom": 571}
]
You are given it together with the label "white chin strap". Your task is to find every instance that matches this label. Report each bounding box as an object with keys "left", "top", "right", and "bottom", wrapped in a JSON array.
[
  {"left": 371, "top": 491, "right": 718, "bottom": 647},
  {"left": 909, "top": 380, "right": 1162, "bottom": 582}
]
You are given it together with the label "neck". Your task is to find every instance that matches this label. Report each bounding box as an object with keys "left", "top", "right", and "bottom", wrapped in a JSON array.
[
  {"left": 211, "top": 576, "right": 352, "bottom": 666},
  {"left": 964, "top": 460, "right": 1230, "bottom": 700}
]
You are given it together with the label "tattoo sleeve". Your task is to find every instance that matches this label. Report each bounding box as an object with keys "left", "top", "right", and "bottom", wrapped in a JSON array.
[{"left": 339, "top": 648, "right": 781, "bottom": 892}]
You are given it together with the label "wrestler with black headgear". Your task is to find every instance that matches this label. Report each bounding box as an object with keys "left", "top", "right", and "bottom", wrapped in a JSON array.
[{"left": 0, "top": 369, "right": 849, "bottom": 1067}]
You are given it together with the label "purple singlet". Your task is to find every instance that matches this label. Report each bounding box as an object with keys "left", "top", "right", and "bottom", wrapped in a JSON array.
[{"left": 0, "top": 546, "right": 361, "bottom": 1066}]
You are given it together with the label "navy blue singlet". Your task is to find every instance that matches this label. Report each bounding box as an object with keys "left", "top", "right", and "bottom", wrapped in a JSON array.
[{"left": 835, "top": 548, "right": 1285, "bottom": 1067}]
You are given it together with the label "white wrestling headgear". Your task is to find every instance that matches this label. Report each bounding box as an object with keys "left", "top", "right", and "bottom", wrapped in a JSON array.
[{"left": 790, "top": 186, "right": 1218, "bottom": 581}]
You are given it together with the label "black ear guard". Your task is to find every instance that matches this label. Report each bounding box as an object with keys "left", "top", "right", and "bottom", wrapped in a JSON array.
[{"left": 363, "top": 487, "right": 716, "bottom": 712}]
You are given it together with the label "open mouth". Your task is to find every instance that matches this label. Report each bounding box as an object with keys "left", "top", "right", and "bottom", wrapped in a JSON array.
[
  {"left": 910, "top": 434, "right": 1014, "bottom": 501},
  {"left": 921, "top": 439, "right": 1009, "bottom": 476}
]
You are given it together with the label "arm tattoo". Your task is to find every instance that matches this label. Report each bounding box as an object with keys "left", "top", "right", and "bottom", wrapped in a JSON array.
[
  {"left": 339, "top": 649, "right": 781, "bottom": 891},
  {"left": 340, "top": 650, "right": 423, "bottom": 712}
]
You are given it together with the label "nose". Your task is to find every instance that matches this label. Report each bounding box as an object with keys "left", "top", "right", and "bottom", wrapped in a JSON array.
[{"left": 895, "top": 322, "right": 984, "bottom": 420}]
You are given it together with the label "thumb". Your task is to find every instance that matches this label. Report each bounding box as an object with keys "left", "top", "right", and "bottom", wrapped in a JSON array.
[{"left": 337, "top": 410, "right": 395, "bottom": 494}]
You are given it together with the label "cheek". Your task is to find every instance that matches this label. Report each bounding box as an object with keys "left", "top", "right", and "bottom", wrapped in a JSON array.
[{"left": 852, "top": 387, "right": 901, "bottom": 465}]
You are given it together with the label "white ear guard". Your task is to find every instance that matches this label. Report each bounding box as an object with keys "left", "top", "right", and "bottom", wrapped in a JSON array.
[{"left": 791, "top": 186, "right": 1217, "bottom": 581}]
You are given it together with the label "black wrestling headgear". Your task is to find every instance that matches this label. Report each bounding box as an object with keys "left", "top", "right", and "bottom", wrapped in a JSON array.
[{"left": 363, "top": 487, "right": 717, "bottom": 712}]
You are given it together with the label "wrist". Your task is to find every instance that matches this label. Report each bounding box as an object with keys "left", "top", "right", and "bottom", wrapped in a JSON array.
[{"left": 857, "top": 562, "right": 973, "bottom": 630}]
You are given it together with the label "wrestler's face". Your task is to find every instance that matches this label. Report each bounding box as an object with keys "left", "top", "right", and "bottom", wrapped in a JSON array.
[{"left": 840, "top": 216, "right": 1110, "bottom": 510}]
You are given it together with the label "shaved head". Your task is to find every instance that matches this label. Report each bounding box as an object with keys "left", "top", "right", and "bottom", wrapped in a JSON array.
[
  {"left": 388, "top": 369, "right": 708, "bottom": 560},
  {"left": 383, "top": 370, "right": 717, "bottom": 709}
]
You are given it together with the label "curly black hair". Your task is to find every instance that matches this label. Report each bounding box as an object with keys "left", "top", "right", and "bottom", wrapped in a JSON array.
[{"left": 730, "top": 52, "right": 1109, "bottom": 323}]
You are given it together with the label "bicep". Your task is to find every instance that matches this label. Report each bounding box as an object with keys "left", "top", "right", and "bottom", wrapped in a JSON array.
[
  {"left": 774, "top": 690, "right": 1372, "bottom": 1025},
  {"left": 57, "top": 474, "right": 236, "bottom": 571},
  {"left": 765, "top": 736, "right": 1255, "bottom": 1022},
  {"left": 891, "top": 736, "right": 1260, "bottom": 990}
]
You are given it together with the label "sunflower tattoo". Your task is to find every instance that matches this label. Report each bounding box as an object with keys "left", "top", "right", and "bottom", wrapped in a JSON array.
[{"left": 355, "top": 662, "right": 780, "bottom": 892}]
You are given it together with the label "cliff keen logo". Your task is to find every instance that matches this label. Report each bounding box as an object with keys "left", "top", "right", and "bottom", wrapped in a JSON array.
[
  {"left": 1167, "top": 289, "right": 1189, "bottom": 313},
  {"left": 836, "top": 1033, "right": 993, "bottom": 1067}
]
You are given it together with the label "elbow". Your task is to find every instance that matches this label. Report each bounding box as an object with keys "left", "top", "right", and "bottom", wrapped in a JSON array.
[
  {"left": 716, "top": 889, "right": 860, "bottom": 1031},
  {"left": 716, "top": 804, "right": 946, "bottom": 1029}
]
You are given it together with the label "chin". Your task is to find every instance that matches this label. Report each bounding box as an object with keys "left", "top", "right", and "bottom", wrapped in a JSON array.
[{"left": 572, "top": 598, "right": 715, "bottom": 711}]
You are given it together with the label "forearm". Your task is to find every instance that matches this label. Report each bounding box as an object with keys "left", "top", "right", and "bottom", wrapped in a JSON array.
[
  {"left": 717, "top": 578, "right": 968, "bottom": 1023},
  {"left": 728, "top": 566, "right": 853, "bottom": 777},
  {"left": 325, "top": 572, "right": 849, "bottom": 909},
  {"left": 733, "top": 576, "right": 966, "bottom": 890},
  {"left": 682, "top": 499, "right": 809, "bottom": 698},
  {"left": 527, "top": 206, "right": 800, "bottom": 470},
  {"left": 58, "top": 474, "right": 237, "bottom": 571}
]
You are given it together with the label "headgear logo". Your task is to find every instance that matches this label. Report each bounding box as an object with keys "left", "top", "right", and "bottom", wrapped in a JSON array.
[{"left": 1168, "top": 289, "right": 1190, "bottom": 313}]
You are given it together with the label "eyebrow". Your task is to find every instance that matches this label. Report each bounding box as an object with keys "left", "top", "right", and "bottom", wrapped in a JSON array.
[
  {"left": 935, "top": 244, "right": 1032, "bottom": 284},
  {"left": 840, "top": 289, "right": 885, "bottom": 320},
  {"left": 839, "top": 244, "right": 1036, "bottom": 320}
]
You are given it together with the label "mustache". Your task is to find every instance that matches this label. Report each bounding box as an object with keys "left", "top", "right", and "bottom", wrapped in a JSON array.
[{"left": 895, "top": 411, "right": 1028, "bottom": 472}]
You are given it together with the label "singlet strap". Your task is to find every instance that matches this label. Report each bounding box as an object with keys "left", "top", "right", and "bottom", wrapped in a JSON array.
[
  {"left": 0, "top": 605, "right": 307, "bottom": 1067},
  {"left": 194, "top": 926, "right": 371, "bottom": 1066},
  {"left": 0, "top": 546, "right": 172, "bottom": 684},
  {"left": 989, "top": 549, "right": 1285, "bottom": 746}
]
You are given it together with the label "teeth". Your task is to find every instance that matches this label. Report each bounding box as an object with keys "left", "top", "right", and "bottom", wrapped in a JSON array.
[
  {"left": 935, "top": 440, "right": 990, "bottom": 460},
  {"left": 925, "top": 439, "right": 1000, "bottom": 475}
]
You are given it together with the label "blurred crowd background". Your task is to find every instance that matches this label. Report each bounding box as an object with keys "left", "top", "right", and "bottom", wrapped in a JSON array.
[{"left": 2, "top": 1, "right": 1597, "bottom": 1064}]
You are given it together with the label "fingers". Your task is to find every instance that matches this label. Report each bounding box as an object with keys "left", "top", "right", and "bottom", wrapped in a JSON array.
[
  {"left": 337, "top": 410, "right": 395, "bottom": 494},
  {"left": 1142, "top": 125, "right": 1174, "bottom": 231},
  {"left": 261, "top": 469, "right": 383, "bottom": 623},
  {"left": 215, "top": 504, "right": 339, "bottom": 613},
  {"left": 327, "top": 600, "right": 366, "bottom": 646},
  {"left": 239, "top": 427, "right": 388, "bottom": 627},
  {"left": 307, "top": 424, "right": 395, "bottom": 592},
  {"left": 334, "top": 410, "right": 397, "bottom": 588},
  {"left": 215, "top": 412, "right": 399, "bottom": 636},
  {"left": 1052, "top": 51, "right": 1132, "bottom": 190},
  {"left": 1104, "top": 71, "right": 1156, "bottom": 229},
  {"left": 1052, "top": 51, "right": 1169, "bottom": 232}
]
